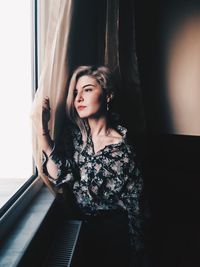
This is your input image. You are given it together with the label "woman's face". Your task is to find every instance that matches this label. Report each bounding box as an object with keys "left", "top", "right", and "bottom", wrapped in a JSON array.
[{"left": 74, "top": 75, "right": 106, "bottom": 119}]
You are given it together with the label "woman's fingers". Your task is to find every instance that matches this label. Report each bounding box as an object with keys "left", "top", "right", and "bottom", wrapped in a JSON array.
[
  {"left": 42, "top": 97, "right": 51, "bottom": 110},
  {"left": 42, "top": 97, "right": 51, "bottom": 125}
]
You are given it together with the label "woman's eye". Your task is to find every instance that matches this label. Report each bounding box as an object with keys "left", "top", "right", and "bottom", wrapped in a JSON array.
[
  {"left": 73, "top": 91, "right": 78, "bottom": 97},
  {"left": 84, "top": 88, "right": 92, "bottom": 92}
]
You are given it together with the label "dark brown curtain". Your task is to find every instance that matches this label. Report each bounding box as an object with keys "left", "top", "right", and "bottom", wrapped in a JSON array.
[{"left": 66, "top": 0, "right": 146, "bottom": 135}]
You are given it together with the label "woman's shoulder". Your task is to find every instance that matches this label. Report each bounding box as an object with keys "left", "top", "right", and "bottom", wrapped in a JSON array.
[
  {"left": 65, "top": 123, "right": 82, "bottom": 145},
  {"left": 69, "top": 123, "right": 81, "bottom": 137},
  {"left": 58, "top": 123, "right": 82, "bottom": 150},
  {"left": 114, "top": 124, "right": 137, "bottom": 155}
]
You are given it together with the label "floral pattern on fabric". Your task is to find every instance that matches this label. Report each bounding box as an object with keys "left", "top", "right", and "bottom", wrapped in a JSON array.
[{"left": 42, "top": 124, "right": 145, "bottom": 254}]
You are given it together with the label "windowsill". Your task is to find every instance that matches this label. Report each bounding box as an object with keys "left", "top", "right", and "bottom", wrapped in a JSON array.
[
  {"left": 0, "top": 183, "right": 55, "bottom": 267},
  {"left": 0, "top": 178, "right": 27, "bottom": 209}
]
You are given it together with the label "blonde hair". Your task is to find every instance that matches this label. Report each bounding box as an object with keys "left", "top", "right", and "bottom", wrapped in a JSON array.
[{"left": 66, "top": 65, "right": 115, "bottom": 143}]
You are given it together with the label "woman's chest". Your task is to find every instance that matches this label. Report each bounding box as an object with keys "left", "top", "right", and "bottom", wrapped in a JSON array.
[
  {"left": 91, "top": 135, "right": 123, "bottom": 155},
  {"left": 73, "top": 144, "right": 129, "bottom": 181}
]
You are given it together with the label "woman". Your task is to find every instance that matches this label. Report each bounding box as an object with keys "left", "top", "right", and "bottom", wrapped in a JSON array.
[{"left": 41, "top": 65, "right": 145, "bottom": 267}]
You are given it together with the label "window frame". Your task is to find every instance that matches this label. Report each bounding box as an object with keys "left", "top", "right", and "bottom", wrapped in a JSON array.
[{"left": 0, "top": 0, "right": 42, "bottom": 229}]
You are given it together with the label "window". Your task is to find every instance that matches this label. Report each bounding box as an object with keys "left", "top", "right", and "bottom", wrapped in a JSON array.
[{"left": 0, "top": 1, "right": 33, "bottom": 209}]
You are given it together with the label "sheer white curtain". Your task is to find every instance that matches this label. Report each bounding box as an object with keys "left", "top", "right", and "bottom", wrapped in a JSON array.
[{"left": 31, "top": 0, "right": 73, "bottom": 194}]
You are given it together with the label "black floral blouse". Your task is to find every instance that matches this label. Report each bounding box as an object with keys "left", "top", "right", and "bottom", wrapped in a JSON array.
[{"left": 42, "top": 124, "right": 145, "bottom": 254}]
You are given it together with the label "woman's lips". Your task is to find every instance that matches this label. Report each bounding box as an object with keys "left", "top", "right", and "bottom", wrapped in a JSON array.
[{"left": 77, "top": 106, "right": 86, "bottom": 111}]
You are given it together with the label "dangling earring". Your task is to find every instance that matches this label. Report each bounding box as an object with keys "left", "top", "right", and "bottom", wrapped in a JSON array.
[{"left": 107, "top": 101, "right": 110, "bottom": 111}]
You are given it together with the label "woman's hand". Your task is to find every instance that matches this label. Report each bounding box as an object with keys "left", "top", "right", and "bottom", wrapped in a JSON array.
[{"left": 42, "top": 97, "right": 51, "bottom": 131}]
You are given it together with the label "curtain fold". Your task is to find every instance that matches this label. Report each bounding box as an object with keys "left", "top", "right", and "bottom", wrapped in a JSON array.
[
  {"left": 118, "top": 0, "right": 146, "bottom": 134},
  {"left": 104, "top": 0, "right": 120, "bottom": 73}
]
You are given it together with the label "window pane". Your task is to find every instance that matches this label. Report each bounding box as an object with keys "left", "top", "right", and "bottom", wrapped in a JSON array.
[{"left": 0, "top": 1, "right": 33, "bottom": 207}]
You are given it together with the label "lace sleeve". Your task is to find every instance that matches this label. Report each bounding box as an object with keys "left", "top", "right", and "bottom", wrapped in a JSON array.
[{"left": 42, "top": 125, "right": 81, "bottom": 188}]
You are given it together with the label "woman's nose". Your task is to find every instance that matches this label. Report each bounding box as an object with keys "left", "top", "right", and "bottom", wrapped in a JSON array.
[{"left": 76, "top": 92, "right": 84, "bottom": 102}]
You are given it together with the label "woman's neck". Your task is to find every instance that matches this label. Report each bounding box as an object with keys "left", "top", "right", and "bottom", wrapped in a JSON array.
[{"left": 88, "top": 116, "right": 111, "bottom": 137}]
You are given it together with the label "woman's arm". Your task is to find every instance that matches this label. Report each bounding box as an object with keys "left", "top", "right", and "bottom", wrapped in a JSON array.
[
  {"left": 40, "top": 97, "right": 75, "bottom": 186},
  {"left": 120, "top": 149, "right": 151, "bottom": 266},
  {"left": 40, "top": 97, "right": 58, "bottom": 179}
]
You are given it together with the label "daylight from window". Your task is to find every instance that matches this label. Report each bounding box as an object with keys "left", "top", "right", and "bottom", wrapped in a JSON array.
[{"left": 0, "top": 1, "right": 32, "bottom": 207}]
